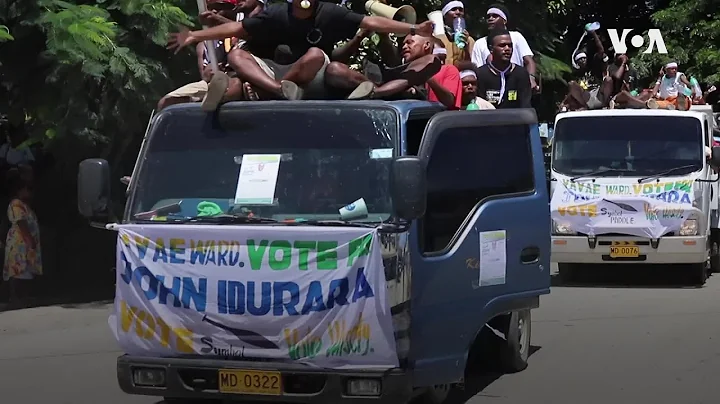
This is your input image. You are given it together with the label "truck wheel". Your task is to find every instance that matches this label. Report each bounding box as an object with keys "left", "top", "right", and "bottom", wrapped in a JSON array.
[
  {"left": 498, "top": 309, "right": 531, "bottom": 373},
  {"left": 711, "top": 240, "right": 720, "bottom": 273},
  {"left": 690, "top": 263, "right": 708, "bottom": 286},
  {"left": 557, "top": 263, "right": 577, "bottom": 284},
  {"left": 415, "top": 384, "right": 452, "bottom": 404}
]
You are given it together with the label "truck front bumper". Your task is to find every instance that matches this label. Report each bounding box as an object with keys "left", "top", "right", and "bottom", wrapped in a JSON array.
[
  {"left": 117, "top": 355, "right": 411, "bottom": 403},
  {"left": 551, "top": 235, "right": 708, "bottom": 264}
]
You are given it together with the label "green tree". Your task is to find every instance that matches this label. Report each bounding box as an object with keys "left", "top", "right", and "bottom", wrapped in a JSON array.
[
  {"left": 1, "top": 0, "right": 197, "bottom": 213},
  {"left": 631, "top": 0, "right": 720, "bottom": 85}
]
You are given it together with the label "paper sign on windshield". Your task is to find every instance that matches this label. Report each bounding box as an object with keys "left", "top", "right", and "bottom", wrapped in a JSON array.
[{"left": 234, "top": 154, "right": 281, "bottom": 205}]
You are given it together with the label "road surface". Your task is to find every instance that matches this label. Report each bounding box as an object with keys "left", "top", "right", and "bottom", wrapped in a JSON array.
[{"left": 1, "top": 264, "right": 719, "bottom": 404}]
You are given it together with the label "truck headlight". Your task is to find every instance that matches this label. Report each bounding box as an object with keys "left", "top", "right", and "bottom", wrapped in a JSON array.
[
  {"left": 679, "top": 219, "right": 698, "bottom": 236},
  {"left": 553, "top": 221, "right": 576, "bottom": 235}
]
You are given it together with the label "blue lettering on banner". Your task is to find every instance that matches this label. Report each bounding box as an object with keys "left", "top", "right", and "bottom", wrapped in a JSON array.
[{"left": 119, "top": 252, "right": 374, "bottom": 317}]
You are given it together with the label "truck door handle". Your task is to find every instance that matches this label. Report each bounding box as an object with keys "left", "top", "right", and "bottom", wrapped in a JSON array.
[{"left": 520, "top": 247, "right": 540, "bottom": 264}]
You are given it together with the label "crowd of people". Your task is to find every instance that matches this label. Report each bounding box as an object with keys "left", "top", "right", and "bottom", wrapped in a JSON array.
[
  {"left": 158, "top": 0, "right": 720, "bottom": 114},
  {"left": 561, "top": 25, "right": 716, "bottom": 112},
  {"left": 160, "top": 0, "right": 536, "bottom": 111}
]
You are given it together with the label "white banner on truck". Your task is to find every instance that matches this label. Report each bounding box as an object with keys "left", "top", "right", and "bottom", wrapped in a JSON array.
[
  {"left": 550, "top": 175, "right": 701, "bottom": 238},
  {"left": 110, "top": 224, "right": 399, "bottom": 369}
]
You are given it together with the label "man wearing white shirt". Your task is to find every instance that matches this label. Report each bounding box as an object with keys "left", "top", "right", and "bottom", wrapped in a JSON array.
[{"left": 470, "top": 4, "right": 538, "bottom": 91}]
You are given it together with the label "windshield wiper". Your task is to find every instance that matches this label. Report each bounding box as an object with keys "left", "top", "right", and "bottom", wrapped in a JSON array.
[
  {"left": 162, "top": 214, "right": 279, "bottom": 224},
  {"left": 293, "top": 219, "right": 376, "bottom": 228},
  {"left": 570, "top": 168, "right": 633, "bottom": 181},
  {"left": 637, "top": 164, "right": 701, "bottom": 183}
]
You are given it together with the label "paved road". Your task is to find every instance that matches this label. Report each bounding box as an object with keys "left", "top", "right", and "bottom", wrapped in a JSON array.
[{"left": 2, "top": 264, "right": 720, "bottom": 404}]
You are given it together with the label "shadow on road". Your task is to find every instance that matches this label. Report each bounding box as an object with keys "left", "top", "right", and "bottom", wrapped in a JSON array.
[
  {"left": 444, "top": 344, "right": 541, "bottom": 403},
  {"left": 551, "top": 264, "right": 713, "bottom": 289},
  {"left": 0, "top": 275, "right": 114, "bottom": 312}
]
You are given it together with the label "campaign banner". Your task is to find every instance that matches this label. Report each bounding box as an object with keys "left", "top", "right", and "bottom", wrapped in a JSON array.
[
  {"left": 110, "top": 224, "right": 399, "bottom": 369},
  {"left": 550, "top": 175, "right": 701, "bottom": 238}
]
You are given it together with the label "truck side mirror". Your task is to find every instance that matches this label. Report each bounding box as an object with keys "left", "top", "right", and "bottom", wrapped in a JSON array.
[
  {"left": 390, "top": 157, "right": 426, "bottom": 221},
  {"left": 78, "top": 158, "right": 111, "bottom": 220},
  {"left": 712, "top": 147, "right": 720, "bottom": 167}
]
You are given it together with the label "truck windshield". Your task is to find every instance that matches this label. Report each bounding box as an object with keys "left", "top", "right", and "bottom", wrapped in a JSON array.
[
  {"left": 552, "top": 116, "right": 703, "bottom": 177},
  {"left": 129, "top": 106, "right": 397, "bottom": 222}
]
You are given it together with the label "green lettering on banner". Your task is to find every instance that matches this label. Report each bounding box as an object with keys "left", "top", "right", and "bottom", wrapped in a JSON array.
[
  {"left": 269, "top": 240, "right": 292, "bottom": 270},
  {"left": 293, "top": 241, "right": 316, "bottom": 270},
  {"left": 317, "top": 241, "right": 338, "bottom": 270},
  {"left": 347, "top": 234, "right": 372, "bottom": 267},
  {"left": 247, "top": 239, "right": 268, "bottom": 270}
]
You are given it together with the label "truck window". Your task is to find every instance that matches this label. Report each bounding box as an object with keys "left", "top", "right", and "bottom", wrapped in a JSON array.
[
  {"left": 406, "top": 118, "right": 430, "bottom": 155},
  {"left": 130, "top": 107, "right": 398, "bottom": 221},
  {"left": 420, "top": 125, "right": 535, "bottom": 254},
  {"left": 553, "top": 116, "right": 703, "bottom": 177}
]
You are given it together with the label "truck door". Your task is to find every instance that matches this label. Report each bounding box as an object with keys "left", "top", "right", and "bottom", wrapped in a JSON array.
[{"left": 408, "top": 109, "right": 551, "bottom": 386}]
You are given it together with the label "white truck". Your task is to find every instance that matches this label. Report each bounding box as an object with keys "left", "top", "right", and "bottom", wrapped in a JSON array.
[{"left": 549, "top": 108, "right": 720, "bottom": 284}]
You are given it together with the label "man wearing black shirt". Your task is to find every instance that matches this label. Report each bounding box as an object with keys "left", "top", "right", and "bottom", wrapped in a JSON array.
[
  {"left": 475, "top": 28, "right": 531, "bottom": 109},
  {"left": 168, "top": 0, "right": 433, "bottom": 102}
]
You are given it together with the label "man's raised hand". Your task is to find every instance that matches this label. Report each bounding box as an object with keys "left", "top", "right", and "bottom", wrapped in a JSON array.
[
  {"left": 167, "top": 27, "right": 195, "bottom": 54},
  {"left": 416, "top": 20, "right": 434, "bottom": 37}
]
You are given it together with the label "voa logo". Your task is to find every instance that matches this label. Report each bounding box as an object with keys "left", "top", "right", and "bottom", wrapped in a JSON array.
[{"left": 607, "top": 29, "right": 668, "bottom": 54}]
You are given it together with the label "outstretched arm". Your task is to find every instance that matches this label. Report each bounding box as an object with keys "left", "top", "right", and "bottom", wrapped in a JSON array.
[
  {"left": 360, "top": 17, "right": 433, "bottom": 37},
  {"left": 191, "top": 22, "right": 247, "bottom": 42},
  {"left": 168, "top": 22, "right": 247, "bottom": 52}
]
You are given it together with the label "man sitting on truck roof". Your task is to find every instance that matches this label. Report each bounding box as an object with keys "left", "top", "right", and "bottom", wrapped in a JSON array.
[
  {"left": 648, "top": 62, "right": 694, "bottom": 111},
  {"left": 561, "top": 41, "right": 613, "bottom": 110},
  {"left": 167, "top": 0, "right": 435, "bottom": 103},
  {"left": 325, "top": 35, "right": 460, "bottom": 108},
  {"left": 474, "top": 28, "right": 532, "bottom": 109},
  {"left": 157, "top": 0, "right": 262, "bottom": 111},
  {"left": 606, "top": 53, "right": 654, "bottom": 109}
]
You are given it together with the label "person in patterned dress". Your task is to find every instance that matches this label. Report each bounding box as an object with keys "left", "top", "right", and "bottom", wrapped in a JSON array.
[{"left": 2, "top": 170, "right": 42, "bottom": 307}]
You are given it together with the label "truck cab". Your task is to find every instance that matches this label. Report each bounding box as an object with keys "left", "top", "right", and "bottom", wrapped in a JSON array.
[
  {"left": 550, "top": 109, "right": 720, "bottom": 284},
  {"left": 77, "top": 100, "right": 551, "bottom": 404}
]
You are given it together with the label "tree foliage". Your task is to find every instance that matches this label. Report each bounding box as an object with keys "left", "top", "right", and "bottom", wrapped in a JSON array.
[
  {"left": 0, "top": 0, "right": 718, "bottom": 179},
  {"left": 631, "top": 0, "right": 720, "bottom": 84}
]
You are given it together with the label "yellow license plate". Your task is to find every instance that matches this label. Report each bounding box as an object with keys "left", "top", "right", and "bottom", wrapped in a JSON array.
[
  {"left": 218, "top": 370, "right": 282, "bottom": 395},
  {"left": 609, "top": 246, "right": 640, "bottom": 258}
]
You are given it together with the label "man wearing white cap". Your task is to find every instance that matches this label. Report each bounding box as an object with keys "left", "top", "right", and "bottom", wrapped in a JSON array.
[
  {"left": 649, "top": 62, "right": 694, "bottom": 110},
  {"left": 459, "top": 69, "right": 495, "bottom": 109},
  {"left": 471, "top": 4, "right": 538, "bottom": 91},
  {"left": 435, "top": 0, "right": 475, "bottom": 69}
]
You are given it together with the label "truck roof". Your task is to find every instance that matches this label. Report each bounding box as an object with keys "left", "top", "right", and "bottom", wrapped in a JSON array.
[
  {"left": 555, "top": 109, "right": 707, "bottom": 122},
  {"left": 160, "top": 99, "right": 446, "bottom": 120}
]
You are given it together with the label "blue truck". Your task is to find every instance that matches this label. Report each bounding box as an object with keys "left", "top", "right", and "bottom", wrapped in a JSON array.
[{"left": 77, "top": 100, "right": 551, "bottom": 404}]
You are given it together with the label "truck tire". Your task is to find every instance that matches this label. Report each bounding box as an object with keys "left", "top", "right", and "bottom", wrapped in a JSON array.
[
  {"left": 690, "top": 263, "right": 708, "bottom": 286},
  {"left": 414, "top": 384, "right": 452, "bottom": 404},
  {"left": 557, "top": 263, "right": 577, "bottom": 284},
  {"left": 498, "top": 309, "right": 531, "bottom": 373},
  {"left": 711, "top": 239, "right": 720, "bottom": 273}
]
